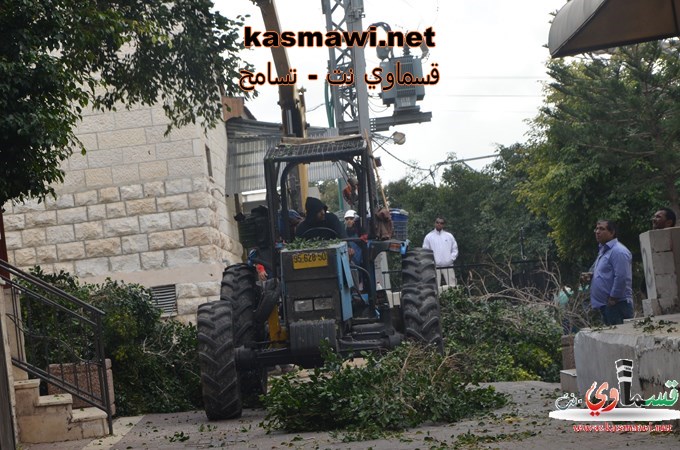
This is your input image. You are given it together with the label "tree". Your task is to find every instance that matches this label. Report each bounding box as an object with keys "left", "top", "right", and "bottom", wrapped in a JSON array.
[
  {"left": 317, "top": 179, "right": 340, "bottom": 213},
  {"left": 518, "top": 41, "right": 680, "bottom": 265},
  {"left": 385, "top": 147, "right": 553, "bottom": 265},
  {"left": 0, "top": 0, "right": 250, "bottom": 205}
]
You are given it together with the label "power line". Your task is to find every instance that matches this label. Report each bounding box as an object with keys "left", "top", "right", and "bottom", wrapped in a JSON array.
[
  {"left": 442, "top": 76, "right": 548, "bottom": 80},
  {"left": 438, "top": 110, "right": 536, "bottom": 114},
  {"left": 442, "top": 94, "right": 542, "bottom": 98}
]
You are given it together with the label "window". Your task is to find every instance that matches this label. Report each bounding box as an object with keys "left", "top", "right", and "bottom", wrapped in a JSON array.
[{"left": 205, "top": 145, "right": 213, "bottom": 179}]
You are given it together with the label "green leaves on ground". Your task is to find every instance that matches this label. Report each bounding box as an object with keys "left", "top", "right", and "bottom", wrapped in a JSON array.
[{"left": 261, "top": 342, "right": 506, "bottom": 436}]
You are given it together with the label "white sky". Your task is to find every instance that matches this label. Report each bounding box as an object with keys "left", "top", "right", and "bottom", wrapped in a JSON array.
[{"left": 215, "top": 0, "right": 568, "bottom": 184}]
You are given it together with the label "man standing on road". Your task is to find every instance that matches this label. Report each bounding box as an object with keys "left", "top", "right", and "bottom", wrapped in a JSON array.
[
  {"left": 584, "top": 220, "right": 634, "bottom": 325},
  {"left": 651, "top": 208, "right": 676, "bottom": 230},
  {"left": 422, "top": 216, "right": 458, "bottom": 287}
]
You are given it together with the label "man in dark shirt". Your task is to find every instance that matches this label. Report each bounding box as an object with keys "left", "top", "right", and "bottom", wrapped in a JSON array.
[
  {"left": 295, "top": 197, "right": 346, "bottom": 239},
  {"left": 651, "top": 208, "right": 676, "bottom": 230}
]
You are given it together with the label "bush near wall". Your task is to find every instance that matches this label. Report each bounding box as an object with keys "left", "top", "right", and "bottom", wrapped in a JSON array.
[{"left": 28, "top": 268, "right": 202, "bottom": 415}]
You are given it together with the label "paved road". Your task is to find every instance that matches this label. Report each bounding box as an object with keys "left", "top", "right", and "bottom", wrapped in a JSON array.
[{"left": 24, "top": 381, "right": 680, "bottom": 449}]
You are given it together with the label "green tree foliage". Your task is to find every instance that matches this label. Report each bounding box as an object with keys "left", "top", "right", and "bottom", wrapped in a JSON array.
[
  {"left": 386, "top": 147, "right": 553, "bottom": 265},
  {"left": 0, "top": 0, "right": 249, "bottom": 204},
  {"left": 518, "top": 42, "right": 680, "bottom": 265},
  {"left": 317, "top": 179, "right": 340, "bottom": 213}
]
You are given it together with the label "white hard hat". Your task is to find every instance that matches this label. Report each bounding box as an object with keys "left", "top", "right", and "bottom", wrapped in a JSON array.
[{"left": 344, "top": 209, "right": 357, "bottom": 219}]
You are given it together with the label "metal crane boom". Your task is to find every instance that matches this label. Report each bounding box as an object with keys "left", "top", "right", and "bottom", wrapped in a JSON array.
[{"left": 254, "top": 0, "right": 309, "bottom": 209}]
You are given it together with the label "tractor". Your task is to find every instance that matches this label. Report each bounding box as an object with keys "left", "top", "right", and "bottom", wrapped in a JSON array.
[{"left": 196, "top": 135, "right": 442, "bottom": 420}]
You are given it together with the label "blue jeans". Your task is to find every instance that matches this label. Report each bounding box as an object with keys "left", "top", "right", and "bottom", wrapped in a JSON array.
[{"left": 600, "top": 301, "right": 633, "bottom": 325}]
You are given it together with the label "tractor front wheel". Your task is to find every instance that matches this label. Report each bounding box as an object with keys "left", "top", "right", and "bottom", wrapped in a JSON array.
[
  {"left": 221, "top": 264, "right": 268, "bottom": 399},
  {"left": 401, "top": 248, "right": 438, "bottom": 293},
  {"left": 197, "top": 300, "right": 242, "bottom": 420}
]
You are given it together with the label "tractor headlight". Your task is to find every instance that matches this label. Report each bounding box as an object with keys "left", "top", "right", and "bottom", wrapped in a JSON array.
[
  {"left": 294, "top": 299, "right": 314, "bottom": 312},
  {"left": 313, "top": 297, "right": 334, "bottom": 311}
]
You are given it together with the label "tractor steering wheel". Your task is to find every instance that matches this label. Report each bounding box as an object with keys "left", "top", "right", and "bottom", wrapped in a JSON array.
[{"left": 300, "top": 227, "right": 338, "bottom": 240}]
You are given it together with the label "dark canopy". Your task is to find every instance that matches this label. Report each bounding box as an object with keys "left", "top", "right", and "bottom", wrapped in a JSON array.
[{"left": 549, "top": 0, "right": 680, "bottom": 57}]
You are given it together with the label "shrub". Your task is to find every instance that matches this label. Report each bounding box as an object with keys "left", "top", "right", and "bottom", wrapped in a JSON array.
[
  {"left": 440, "top": 287, "right": 561, "bottom": 382},
  {"left": 26, "top": 268, "right": 201, "bottom": 415}
]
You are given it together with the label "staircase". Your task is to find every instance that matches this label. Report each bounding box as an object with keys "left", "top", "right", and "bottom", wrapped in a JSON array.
[
  {"left": 14, "top": 379, "right": 108, "bottom": 444},
  {"left": 1, "top": 259, "right": 113, "bottom": 444}
]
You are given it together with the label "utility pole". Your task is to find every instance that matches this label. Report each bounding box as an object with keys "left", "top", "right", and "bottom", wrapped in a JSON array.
[
  {"left": 322, "top": 0, "right": 370, "bottom": 136},
  {"left": 322, "top": 0, "right": 432, "bottom": 135}
]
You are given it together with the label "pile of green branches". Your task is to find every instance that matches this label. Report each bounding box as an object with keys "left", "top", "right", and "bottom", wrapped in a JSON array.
[{"left": 262, "top": 342, "right": 506, "bottom": 438}]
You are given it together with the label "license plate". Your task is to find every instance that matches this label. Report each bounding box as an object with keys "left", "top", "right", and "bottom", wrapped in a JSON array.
[{"left": 292, "top": 251, "right": 328, "bottom": 269}]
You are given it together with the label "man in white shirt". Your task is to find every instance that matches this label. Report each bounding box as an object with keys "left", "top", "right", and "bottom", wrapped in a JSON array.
[{"left": 422, "top": 216, "right": 458, "bottom": 287}]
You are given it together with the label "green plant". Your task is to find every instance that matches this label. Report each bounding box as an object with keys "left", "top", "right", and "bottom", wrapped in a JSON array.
[
  {"left": 261, "top": 342, "right": 506, "bottom": 438},
  {"left": 440, "top": 287, "right": 562, "bottom": 382},
  {"left": 25, "top": 268, "right": 202, "bottom": 415}
]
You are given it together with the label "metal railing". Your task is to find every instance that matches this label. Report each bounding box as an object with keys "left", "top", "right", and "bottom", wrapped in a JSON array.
[
  {"left": 0, "top": 259, "right": 113, "bottom": 434},
  {"left": 383, "top": 259, "right": 552, "bottom": 292}
]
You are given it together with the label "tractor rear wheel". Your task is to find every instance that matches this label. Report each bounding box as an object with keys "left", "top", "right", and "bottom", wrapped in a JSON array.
[
  {"left": 401, "top": 249, "right": 443, "bottom": 352},
  {"left": 401, "top": 285, "right": 443, "bottom": 352},
  {"left": 221, "top": 264, "right": 268, "bottom": 398},
  {"left": 197, "top": 301, "right": 242, "bottom": 420},
  {"left": 401, "top": 248, "right": 438, "bottom": 293}
]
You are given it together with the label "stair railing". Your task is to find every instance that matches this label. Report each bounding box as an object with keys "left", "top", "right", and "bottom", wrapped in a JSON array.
[{"left": 0, "top": 259, "right": 113, "bottom": 434}]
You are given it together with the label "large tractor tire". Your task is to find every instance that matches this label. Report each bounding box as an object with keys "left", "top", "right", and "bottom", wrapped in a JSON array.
[
  {"left": 401, "top": 249, "right": 443, "bottom": 352},
  {"left": 401, "top": 285, "right": 443, "bottom": 352},
  {"left": 401, "top": 248, "right": 438, "bottom": 293},
  {"left": 220, "top": 264, "right": 268, "bottom": 398},
  {"left": 197, "top": 301, "right": 242, "bottom": 420}
]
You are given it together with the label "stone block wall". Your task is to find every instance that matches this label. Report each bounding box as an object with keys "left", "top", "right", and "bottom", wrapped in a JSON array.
[
  {"left": 640, "top": 228, "right": 680, "bottom": 317},
  {"left": 2, "top": 103, "right": 243, "bottom": 323}
]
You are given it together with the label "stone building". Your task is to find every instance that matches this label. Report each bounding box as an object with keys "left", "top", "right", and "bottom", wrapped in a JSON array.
[{"left": 2, "top": 99, "right": 244, "bottom": 323}]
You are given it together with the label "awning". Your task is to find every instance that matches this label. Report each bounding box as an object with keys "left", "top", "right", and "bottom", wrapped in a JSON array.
[{"left": 549, "top": 0, "right": 680, "bottom": 58}]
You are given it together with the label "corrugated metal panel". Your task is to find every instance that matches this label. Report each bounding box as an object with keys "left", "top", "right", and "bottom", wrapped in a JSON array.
[
  {"left": 226, "top": 119, "right": 345, "bottom": 194},
  {"left": 151, "top": 284, "right": 178, "bottom": 315}
]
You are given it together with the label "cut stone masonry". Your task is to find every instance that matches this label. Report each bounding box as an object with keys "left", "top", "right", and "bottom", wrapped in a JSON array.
[{"left": 2, "top": 102, "right": 243, "bottom": 323}]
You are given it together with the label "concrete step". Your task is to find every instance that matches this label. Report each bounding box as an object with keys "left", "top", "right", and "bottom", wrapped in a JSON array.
[
  {"left": 70, "top": 407, "right": 109, "bottom": 440},
  {"left": 14, "top": 378, "right": 110, "bottom": 444},
  {"left": 560, "top": 368, "right": 578, "bottom": 394}
]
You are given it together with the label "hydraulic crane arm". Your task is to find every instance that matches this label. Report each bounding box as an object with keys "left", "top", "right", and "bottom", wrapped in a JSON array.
[{"left": 254, "top": 0, "right": 308, "bottom": 209}]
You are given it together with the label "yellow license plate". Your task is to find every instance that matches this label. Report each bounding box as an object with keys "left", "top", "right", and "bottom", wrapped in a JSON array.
[{"left": 292, "top": 251, "right": 328, "bottom": 269}]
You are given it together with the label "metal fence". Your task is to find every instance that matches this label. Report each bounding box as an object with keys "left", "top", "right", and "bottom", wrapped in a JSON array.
[{"left": 385, "top": 259, "right": 552, "bottom": 291}]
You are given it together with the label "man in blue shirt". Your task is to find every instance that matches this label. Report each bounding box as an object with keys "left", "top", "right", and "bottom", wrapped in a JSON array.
[{"left": 587, "top": 220, "right": 634, "bottom": 325}]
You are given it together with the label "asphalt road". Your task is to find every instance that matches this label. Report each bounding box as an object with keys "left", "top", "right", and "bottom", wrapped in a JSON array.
[{"left": 24, "top": 381, "right": 680, "bottom": 449}]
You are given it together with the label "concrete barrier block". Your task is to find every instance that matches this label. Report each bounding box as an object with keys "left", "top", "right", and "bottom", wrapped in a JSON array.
[
  {"left": 656, "top": 274, "right": 678, "bottom": 300},
  {"left": 651, "top": 251, "right": 676, "bottom": 275},
  {"left": 560, "top": 369, "right": 578, "bottom": 394},
  {"left": 647, "top": 229, "right": 672, "bottom": 252},
  {"left": 642, "top": 298, "right": 661, "bottom": 317}
]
